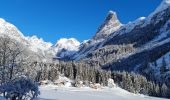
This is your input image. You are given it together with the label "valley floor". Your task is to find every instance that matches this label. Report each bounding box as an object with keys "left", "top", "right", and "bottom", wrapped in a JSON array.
[{"left": 37, "top": 85, "right": 167, "bottom": 100}]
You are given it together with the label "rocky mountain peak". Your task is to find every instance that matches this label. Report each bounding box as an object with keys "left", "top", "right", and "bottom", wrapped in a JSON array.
[
  {"left": 53, "top": 38, "right": 80, "bottom": 59},
  {"left": 93, "top": 11, "right": 122, "bottom": 40},
  {"left": 54, "top": 38, "right": 80, "bottom": 51},
  {"left": 107, "top": 11, "right": 118, "bottom": 21}
]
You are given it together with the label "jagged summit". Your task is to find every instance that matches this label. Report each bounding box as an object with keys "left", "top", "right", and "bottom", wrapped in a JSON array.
[
  {"left": 107, "top": 10, "right": 117, "bottom": 19},
  {"left": 93, "top": 11, "right": 122, "bottom": 40}
]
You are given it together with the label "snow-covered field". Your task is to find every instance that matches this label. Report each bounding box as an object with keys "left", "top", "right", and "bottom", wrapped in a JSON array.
[
  {"left": 0, "top": 96, "right": 6, "bottom": 100},
  {"left": 37, "top": 85, "right": 167, "bottom": 100}
]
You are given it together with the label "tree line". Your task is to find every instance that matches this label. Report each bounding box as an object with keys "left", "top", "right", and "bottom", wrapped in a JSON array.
[{"left": 34, "top": 61, "right": 170, "bottom": 98}]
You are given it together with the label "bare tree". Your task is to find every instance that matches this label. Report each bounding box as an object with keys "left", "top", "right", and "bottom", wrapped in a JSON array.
[{"left": 0, "top": 35, "right": 26, "bottom": 84}]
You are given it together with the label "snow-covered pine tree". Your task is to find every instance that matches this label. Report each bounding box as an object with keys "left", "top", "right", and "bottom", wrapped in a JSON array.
[{"left": 161, "top": 83, "right": 168, "bottom": 97}]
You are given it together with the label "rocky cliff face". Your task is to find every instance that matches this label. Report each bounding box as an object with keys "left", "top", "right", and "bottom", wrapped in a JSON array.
[{"left": 93, "top": 11, "right": 122, "bottom": 40}]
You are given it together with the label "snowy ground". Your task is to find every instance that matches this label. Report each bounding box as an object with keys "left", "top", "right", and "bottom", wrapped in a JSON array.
[
  {"left": 37, "top": 85, "right": 167, "bottom": 100},
  {"left": 0, "top": 96, "right": 6, "bottom": 100}
]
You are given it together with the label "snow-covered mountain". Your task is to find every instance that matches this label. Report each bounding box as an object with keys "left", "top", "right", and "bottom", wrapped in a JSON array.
[
  {"left": 53, "top": 38, "right": 80, "bottom": 59},
  {"left": 0, "top": 18, "right": 56, "bottom": 62},
  {"left": 70, "top": 10, "right": 122, "bottom": 61},
  {"left": 26, "top": 35, "right": 52, "bottom": 52},
  {"left": 0, "top": 18, "right": 83, "bottom": 61},
  {"left": 71, "top": 0, "right": 170, "bottom": 60},
  {"left": 65, "top": 0, "right": 170, "bottom": 87},
  {"left": 149, "top": 0, "right": 170, "bottom": 17},
  {"left": 54, "top": 38, "right": 80, "bottom": 51},
  {"left": 0, "top": 18, "right": 27, "bottom": 42},
  {"left": 93, "top": 11, "right": 122, "bottom": 40}
]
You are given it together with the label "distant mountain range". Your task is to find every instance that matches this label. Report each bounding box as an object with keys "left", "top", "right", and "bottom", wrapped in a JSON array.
[
  {"left": 0, "top": 18, "right": 81, "bottom": 61},
  {"left": 0, "top": 0, "right": 170, "bottom": 87}
]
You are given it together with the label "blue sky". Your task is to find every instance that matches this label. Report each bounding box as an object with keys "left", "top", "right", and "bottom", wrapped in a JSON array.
[{"left": 0, "top": 0, "right": 162, "bottom": 43}]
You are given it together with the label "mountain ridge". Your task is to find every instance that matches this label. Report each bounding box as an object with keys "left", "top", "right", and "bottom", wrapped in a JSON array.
[
  {"left": 0, "top": 0, "right": 170, "bottom": 89},
  {"left": 0, "top": 18, "right": 82, "bottom": 61}
]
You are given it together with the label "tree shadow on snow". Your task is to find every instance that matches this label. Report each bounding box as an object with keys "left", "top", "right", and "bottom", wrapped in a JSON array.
[{"left": 36, "top": 98, "right": 59, "bottom": 100}]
